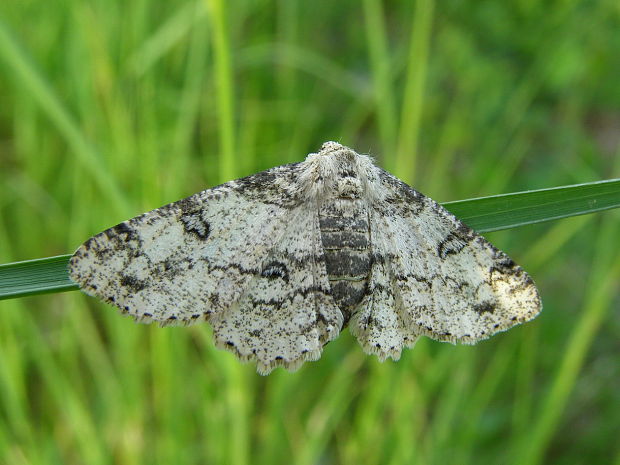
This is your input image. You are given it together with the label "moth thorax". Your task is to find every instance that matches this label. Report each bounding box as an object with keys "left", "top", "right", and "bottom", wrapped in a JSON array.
[
  {"left": 335, "top": 176, "right": 363, "bottom": 199},
  {"left": 318, "top": 198, "right": 371, "bottom": 324}
]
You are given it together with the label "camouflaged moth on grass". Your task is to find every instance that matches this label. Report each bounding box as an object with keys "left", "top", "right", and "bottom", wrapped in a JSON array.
[{"left": 70, "top": 142, "right": 541, "bottom": 375}]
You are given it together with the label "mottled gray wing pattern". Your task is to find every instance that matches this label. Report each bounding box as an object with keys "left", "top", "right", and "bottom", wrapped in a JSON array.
[
  {"left": 70, "top": 163, "right": 343, "bottom": 373},
  {"left": 348, "top": 211, "right": 418, "bottom": 361},
  {"left": 370, "top": 169, "right": 541, "bottom": 345},
  {"left": 70, "top": 164, "right": 304, "bottom": 325},
  {"left": 209, "top": 206, "right": 343, "bottom": 374}
]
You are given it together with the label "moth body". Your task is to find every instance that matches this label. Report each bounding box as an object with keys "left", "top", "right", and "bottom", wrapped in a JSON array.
[{"left": 319, "top": 197, "right": 371, "bottom": 324}]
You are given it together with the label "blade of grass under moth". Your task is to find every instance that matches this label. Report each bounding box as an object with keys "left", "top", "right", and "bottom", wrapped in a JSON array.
[
  {"left": 0, "top": 255, "right": 78, "bottom": 300},
  {"left": 442, "top": 178, "right": 620, "bottom": 232},
  {"left": 0, "top": 178, "right": 618, "bottom": 301}
]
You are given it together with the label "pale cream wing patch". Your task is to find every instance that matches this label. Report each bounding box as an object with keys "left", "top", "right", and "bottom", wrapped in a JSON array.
[
  {"left": 69, "top": 164, "right": 304, "bottom": 326},
  {"left": 209, "top": 206, "right": 343, "bottom": 374},
  {"left": 373, "top": 169, "right": 541, "bottom": 344},
  {"left": 348, "top": 209, "right": 419, "bottom": 361}
]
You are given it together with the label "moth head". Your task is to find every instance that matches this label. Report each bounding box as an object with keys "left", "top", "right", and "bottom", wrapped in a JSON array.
[
  {"left": 318, "top": 141, "right": 356, "bottom": 160},
  {"left": 300, "top": 141, "right": 382, "bottom": 202}
]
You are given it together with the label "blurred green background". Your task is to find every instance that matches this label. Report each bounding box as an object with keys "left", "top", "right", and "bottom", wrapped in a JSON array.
[{"left": 1, "top": 1, "right": 619, "bottom": 464}]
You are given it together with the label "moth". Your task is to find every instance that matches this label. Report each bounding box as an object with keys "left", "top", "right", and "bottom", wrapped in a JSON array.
[{"left": 70, "top": 142, "right": 541, "bottom": 374}]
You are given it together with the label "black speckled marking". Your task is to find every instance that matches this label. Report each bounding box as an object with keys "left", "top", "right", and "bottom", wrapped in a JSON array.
[
  {"left": 437, "top": 231, "right": 470, "bottom": 259},
  {"left": 235, "top": 162, "right": 304, "bottom": 207},
  {"left": 119, "top": 274, "right": 148, "bottom": 293},
  {"left": 489, "top": 255, "right": 521, "bottom": 277},
  {"left": 248, "top": 286, "right": 329, "bottom": 307},
  {"left": 180, "top": 212, "right": 211, "bottom": 240},
  {"left": 377, "top": 168, "right": 425, "bottom": 214},
  {"left": 474, "top": 301, "right": 496, "bottom": 314},
  {"left": 174, "top": 195, "right": 202, "bottom": 215},
  {"left": 261, "top": 261, "right": 289, "bottom": 282},
  {"left": 396, "top": 273, "right": 433, "bottom": 290},
  {"left": 109, "top": 222, "right": 137, "bottom": 241}
]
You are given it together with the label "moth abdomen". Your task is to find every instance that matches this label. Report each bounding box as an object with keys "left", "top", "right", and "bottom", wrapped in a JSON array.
[{"left": 319, "top": 196, "right": 372, "bottom": 321}]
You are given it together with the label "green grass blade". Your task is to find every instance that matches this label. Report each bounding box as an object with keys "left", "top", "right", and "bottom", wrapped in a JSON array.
[
  {"left": 395, "top": 0, "right": 434, "bottom": 184},
  {"left": 363, "top": 0, "right": 398, "bottom": 158},
  {"left": 443, "top": 178, "right": 620, "bottom": 232},
  {"left": 127, "top": 2, "right": 207, "bottom": 78},
  {"left": 207, "top": 0, "right": 237, "bottom": 182},
  {"left": 1, "top": 178, "right": 618, "bottom": 301},
  {"left": 0, "top": 255, "right": 77, "bottom": 300}
]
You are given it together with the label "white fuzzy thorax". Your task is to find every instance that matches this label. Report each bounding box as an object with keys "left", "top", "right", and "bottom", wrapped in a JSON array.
[{"left": 298, "top": 141, "right": 385, "bottom": 203}]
